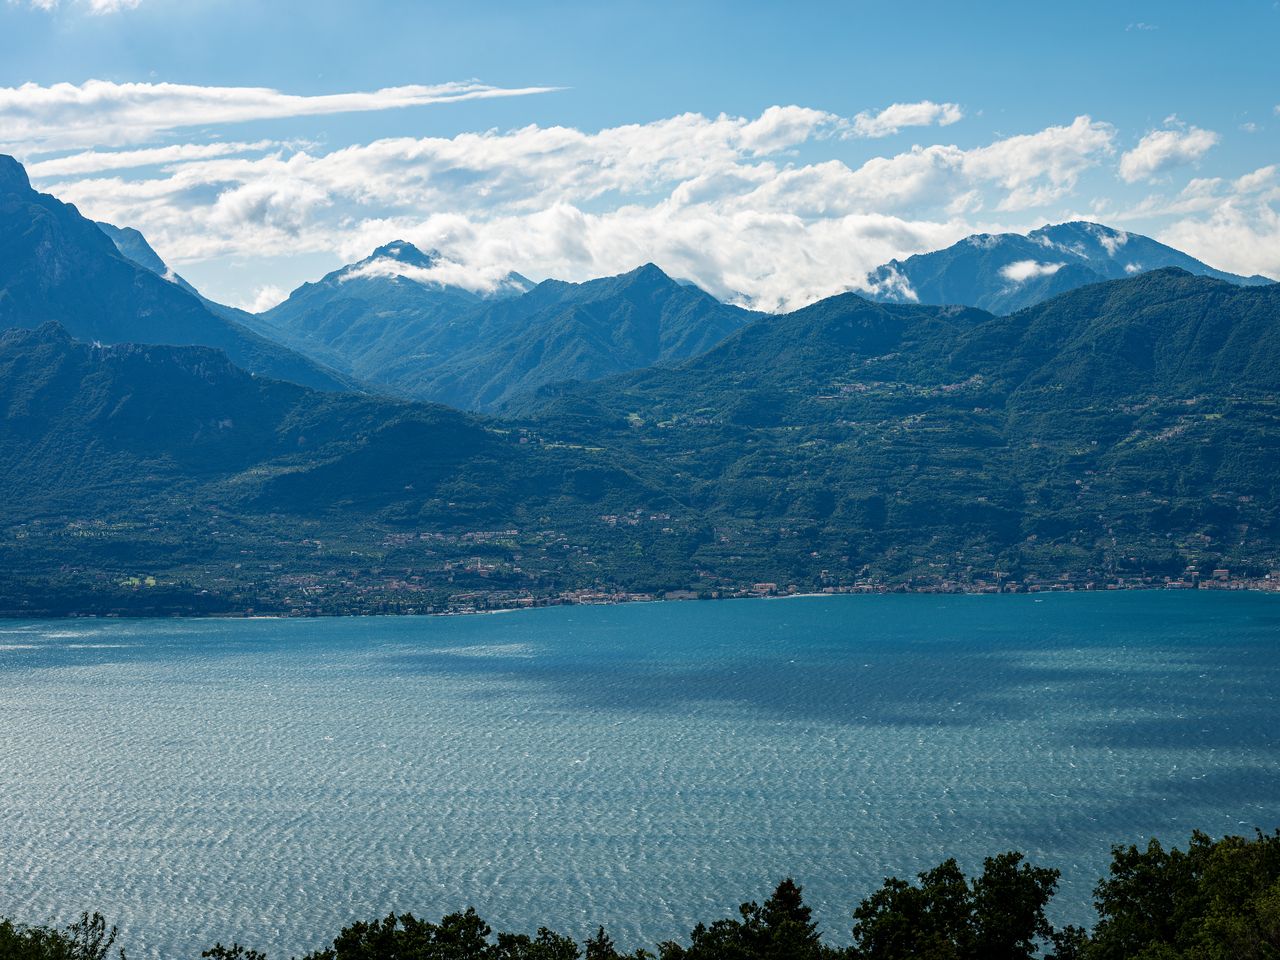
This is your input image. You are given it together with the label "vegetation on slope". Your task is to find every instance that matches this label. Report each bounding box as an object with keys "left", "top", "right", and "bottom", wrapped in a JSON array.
[
  {"left": 0, "top": 322, "right": 702, "bottom": 615},
  {"left": 521, "top": 270, "right": 1280, "bottom": 591},
  {"left": 3, "top": 216, "right": 1280, "bottom": 612}
]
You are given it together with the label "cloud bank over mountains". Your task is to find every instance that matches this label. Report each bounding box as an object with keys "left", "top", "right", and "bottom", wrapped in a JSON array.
[{"left": 7, "top": 79, "right": 1276, "bottom": 311}]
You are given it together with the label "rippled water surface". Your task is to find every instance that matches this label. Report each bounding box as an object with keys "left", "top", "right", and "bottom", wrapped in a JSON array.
[{"left": 2, "top": 593, "right": 1279, "bottom": 957}]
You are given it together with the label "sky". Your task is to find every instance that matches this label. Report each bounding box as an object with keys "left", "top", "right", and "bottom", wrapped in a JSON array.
[{"left": 1, "top": 0, "right": 1277, "bottom": 311}]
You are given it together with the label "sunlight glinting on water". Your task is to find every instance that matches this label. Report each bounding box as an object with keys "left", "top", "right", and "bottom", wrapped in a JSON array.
[{"left": 1, "top": 592, "right": 1277, "bottom": 958}]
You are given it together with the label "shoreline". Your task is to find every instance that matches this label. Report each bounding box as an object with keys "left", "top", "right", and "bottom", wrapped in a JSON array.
[{"left": 4, "top": 577, "right": 1276, "bottom": 622}]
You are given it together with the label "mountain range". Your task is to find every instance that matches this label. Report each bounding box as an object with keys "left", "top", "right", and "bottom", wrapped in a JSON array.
[
  {"left": 864, "top": 220, "right": 1272, "bottom": 314},
  {"left": 98, "top": 220, "right": 759, "bottom": 412},
  {"left": 0, "top": 156, "right": 350, "bottom": 392},
  {"left": 243, "top": 241, "right": 533, "bottom": 380},
  {"left": 2, "top": 152, "right": 1278, "bottom": 614},
  {"left": 250, "top": 242, "right": 757, "bottom": 411},
  {"left": 79, "top": 151, "right": 1270, "bottom": 415},
  {"left": 522, "top": 267, "right": 1280, "bottom": 582}
]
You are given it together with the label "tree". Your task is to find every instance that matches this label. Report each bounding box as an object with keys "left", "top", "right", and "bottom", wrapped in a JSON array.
[
  {"left": 494, "top": 928, "right": 579, "bottom": 960},
  {"left": 850, "top": 859, "right": 973, "bottom": 960},
  {"left": 203, "top": 945, "right": 268, "bottom": 960},
  {"left": 302, "top": 910, "right": 494, "bottom": 960},
  {"left": 1088, "top": 835, "right": 1207, "bottom": 960},
  {"left": 759, "top": 878, "right": 822, "bottom": 959},
  {"left": 659, "top": 879, "right": 826, "bottom": 960},
  {"left": 851, "top": 854, "right": 1059, "bottom": 960},
  {"left": 970, "top": 853, "right": 1060, "bottom": 960},
  {"left": 1087, "top": 829, "right": 1280, "bottom": 960},
  {"left": 585, "top": 928, "right": 618, "bottom": 960},
  {"left": 583, "top": 926, "right": 651, "bottom": 960},
  {"left": 1044, "top": 925, "right": 1090, "bottom": 960},
  {"left": 0, "top": 912, "right": 123, "bottom": 960},
  {"left": 434, "top": 910, "right": 496, "bottom": 960}
]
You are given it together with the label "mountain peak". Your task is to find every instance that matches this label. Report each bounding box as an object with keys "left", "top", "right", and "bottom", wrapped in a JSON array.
[
  {"left": 0, "top": 167, "right": 351, "bottom": 391},
  {"left": 622, "top": 262, "right": 677, "bottom": 286},
  {"left": 1031, "top": 221, "right": 1126, "bottom": 244},
  {"left": 864, "top": 219, "right": 1267, "bottom": 315},
  {"left": 0, "top": 154, "right": 32, "bottom": 195},
  {"left": 97, "top": 221, "right": 167, "bottom": 274},
  {"left": 1, "top": 320, "right": 71, "bottom": 349},
  {"left": 1143, "top": 265, "right": 1196, "bottom": 280},
  {"left": 1036, "top": 220, "right": 1119, "bottom": 234},
  {"left": 368, "top": 240, "right": 440, "bottom": 268}
]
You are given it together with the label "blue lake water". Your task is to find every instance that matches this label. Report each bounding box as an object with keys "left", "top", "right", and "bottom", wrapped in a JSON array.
[{"left": 1, "top": 592, "right": 1278, "bottom": 958}]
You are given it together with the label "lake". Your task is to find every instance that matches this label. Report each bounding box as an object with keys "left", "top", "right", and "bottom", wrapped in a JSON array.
[{"left": 1, "top": 592, "right": 1278, "bottom": 958}]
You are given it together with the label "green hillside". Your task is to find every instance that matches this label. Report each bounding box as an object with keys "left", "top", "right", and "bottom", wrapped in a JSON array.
[
  {"left": 522, "top": 270, "right": 1280, "bottom": 589},
  {"left": 0, "top": 324, "right": 697, "bottom": 615}
]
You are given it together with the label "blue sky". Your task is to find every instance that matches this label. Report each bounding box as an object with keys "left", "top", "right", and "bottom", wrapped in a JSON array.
[{"left": 2, "top": 0, "right": 1277, "bottom": 309}]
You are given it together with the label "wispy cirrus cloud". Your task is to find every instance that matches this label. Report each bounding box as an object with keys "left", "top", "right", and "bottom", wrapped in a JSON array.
[
  {"left": 25, "top": 141, "right": 280, "bottom": 178},
  {"left": 83, "top": 0, "right": 138, "bottom": 11},
  {"left": 0, "top": 79, "right": 562, "bottom": 151},
  {"left": 848, "top": 100, "right": 964, "bottom": 138},
  {"left": 11, "top": 0, "right": 140, "bottom": 13}
]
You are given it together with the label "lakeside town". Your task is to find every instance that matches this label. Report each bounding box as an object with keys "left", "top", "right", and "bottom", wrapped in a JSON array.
[
  {"left": 22, "top": 565, "right": 1278, "bottom": 620},
  {"left": 377, "top": 566, "right": 1280, "bottom": 618},
  {"left": 9, "top": 510, "right": 1277, "bottom": 619}
]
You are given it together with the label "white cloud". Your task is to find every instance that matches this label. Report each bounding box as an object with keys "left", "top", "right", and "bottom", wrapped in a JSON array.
[
  {"left": 962, "top": 115, "right": 1116, "bottom": 209},
  {"left": 849, "top": 101, "right": 964, "bottom": 138},
  {"left": 1161, "top": 204, "right": 1280, "bottom": 281},
  {"left": 340, "top": 256, "right": 530, "bottom": 297},
  {"left": 14, "top": 0, "right": 140, "bottom": 12},
  {"left": 738, "top": 105, "right": 841, "bottom": 152},
  {"left": 1094, "top": 225, "right": 1128, "bottom": 256},
  {"left": 1155, "top": 168, "right": 1280, "bottom": 280},
  {"left": 1103, "top": 163, "right": 1280, "bottom": 281},
  {"left": 206, "top": 177, "right": 332, "bottom": 236},
  {"left": 864, "top": 264, "right": 918, "bottom": 302},
  {"left": 1234, "top": 165, "right": 1277, "bottom": 194},
  {"left": 240, "top": 284, "right": 288, "bottom": 314},
  {"left": 705, "top": 116, "right": 1113, "bottom": 219},
  {"left": 1118, "top": 124, "right": 1219, "bottom": 182},
  {"left": 22, "top": 108, "right": 1124, "bottom": 311},
  {"left": 0, "top": 79, "right": 561, "bottom": 150},
  {"left": 26, "top": 141, "right": 278, "bottom": 178},
  {"left": 1000, "top": 260, "right": 1064, "bottom": 283}
]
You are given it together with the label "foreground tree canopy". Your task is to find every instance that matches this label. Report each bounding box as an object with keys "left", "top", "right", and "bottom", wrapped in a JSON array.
[{"left": 2, "top": 830, "right": 1277, "bottom": 960}]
